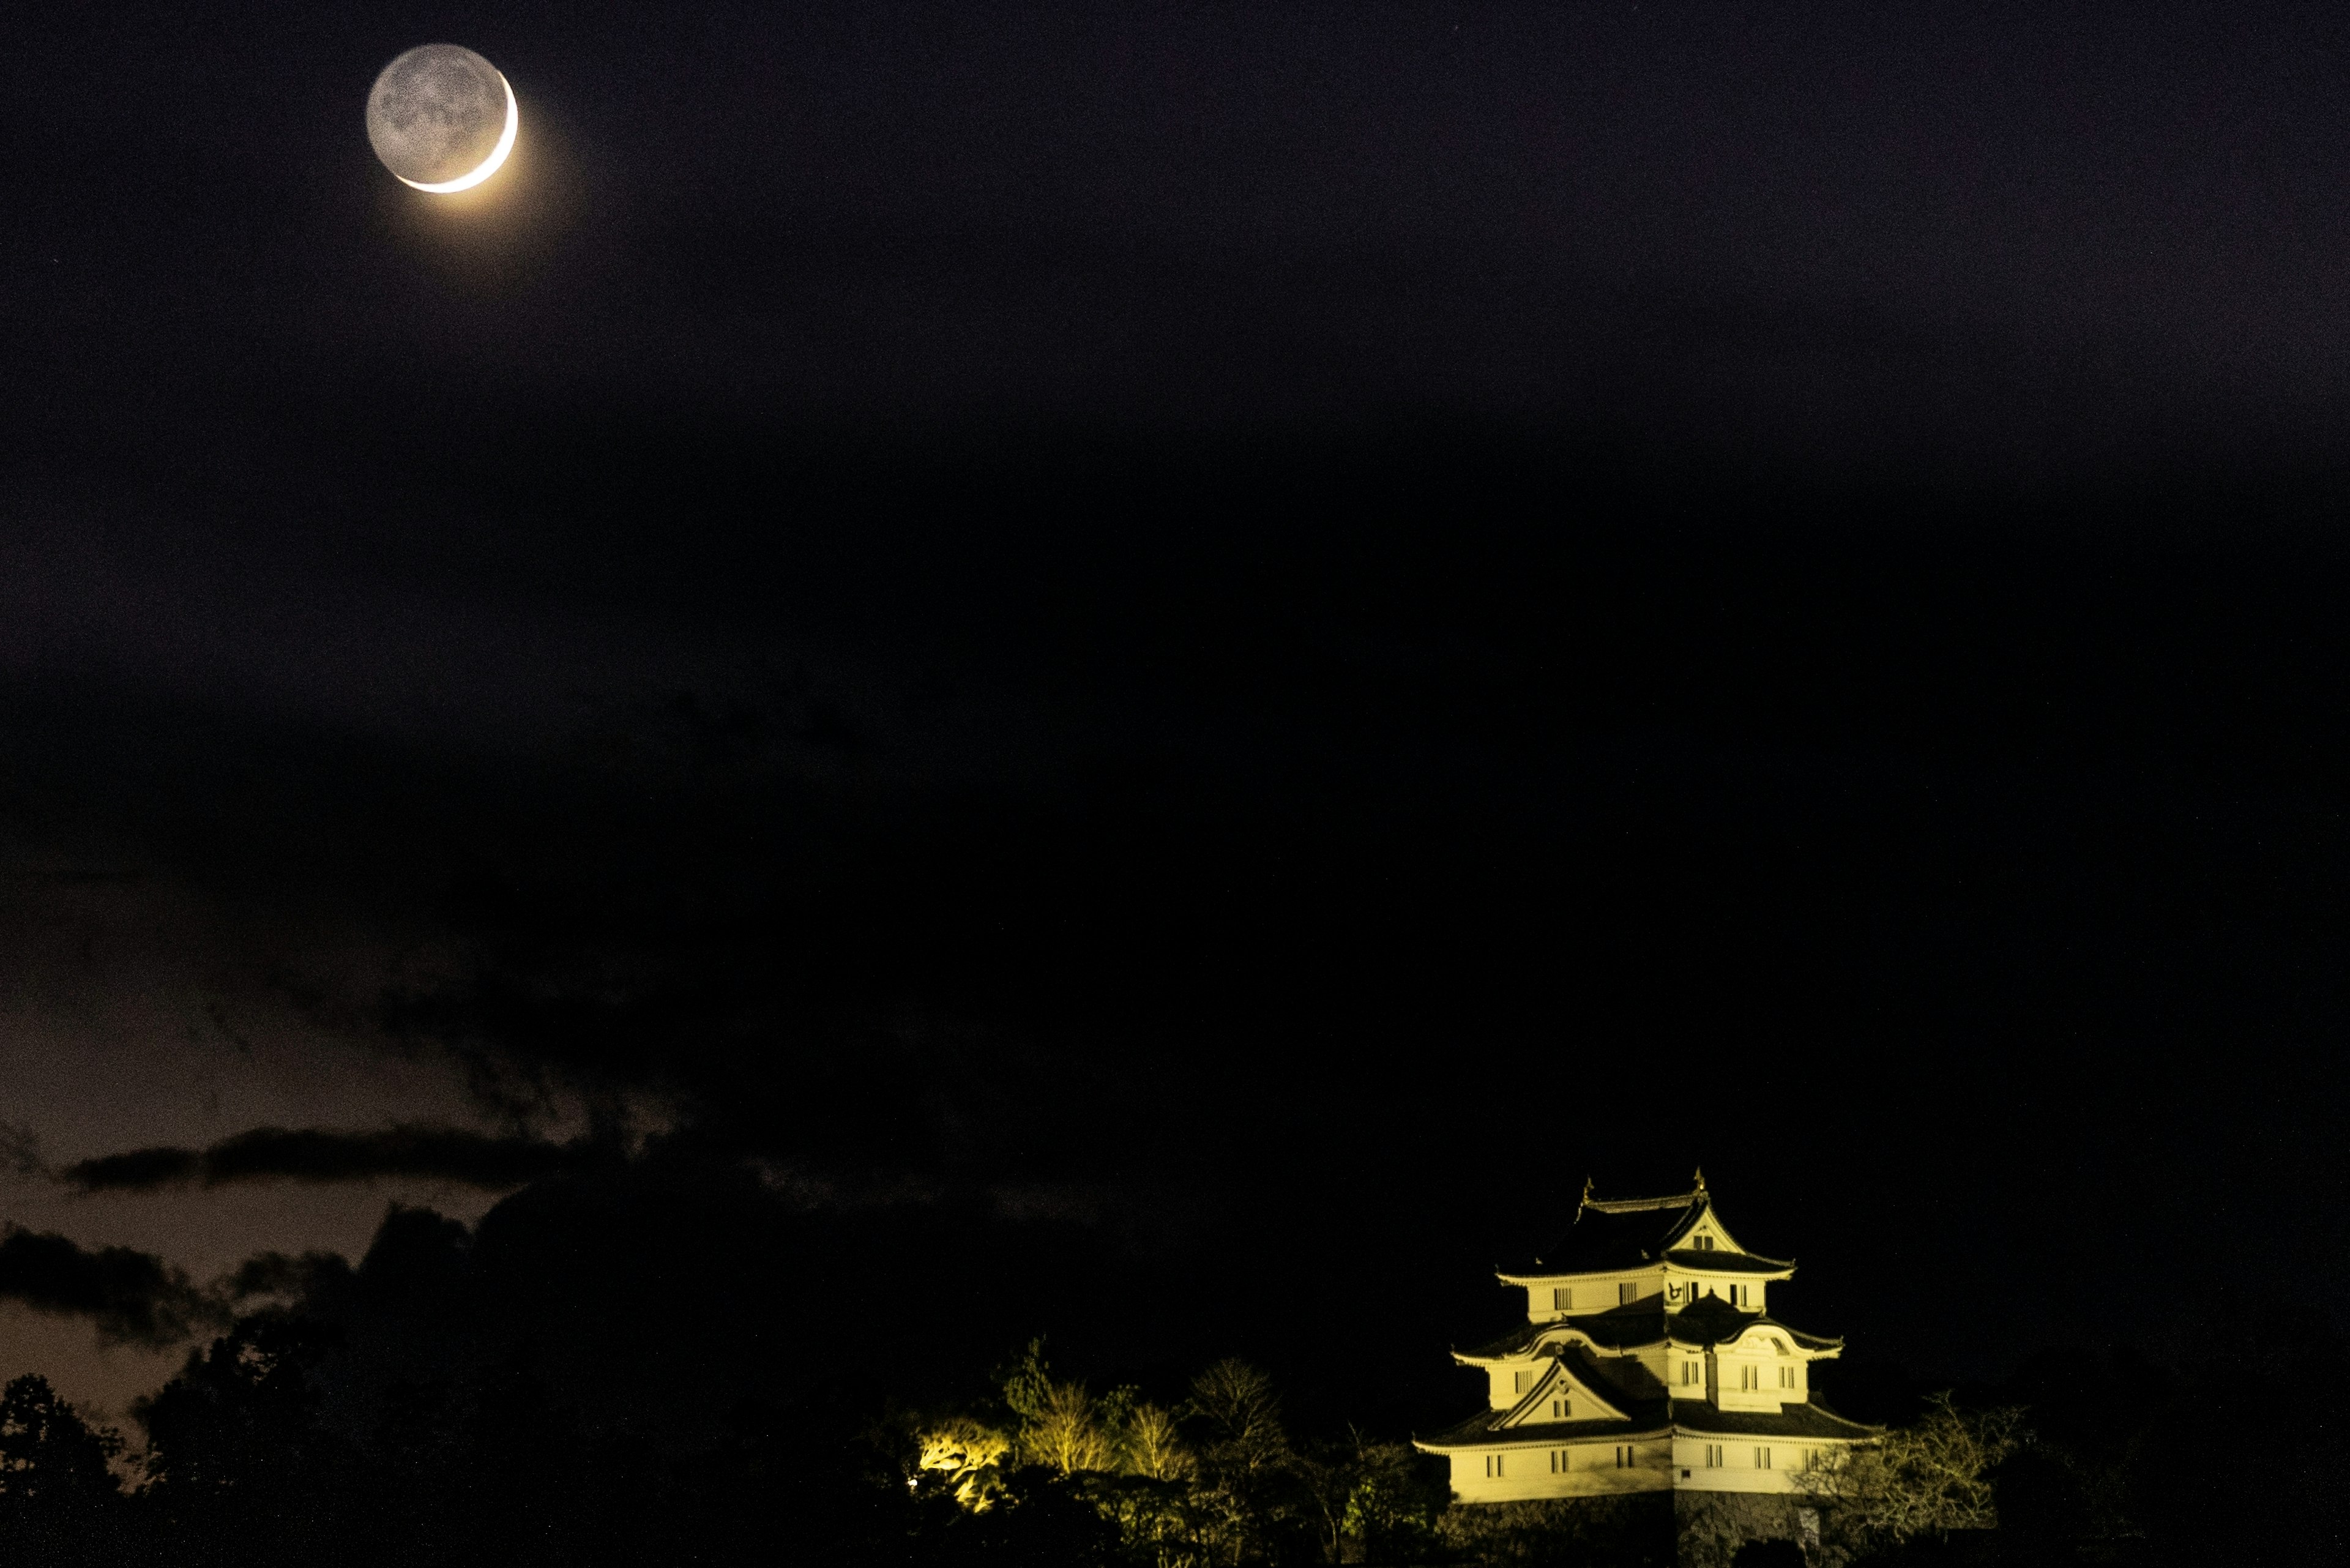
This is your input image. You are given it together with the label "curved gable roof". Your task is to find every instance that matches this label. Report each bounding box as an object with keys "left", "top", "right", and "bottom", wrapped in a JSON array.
[
  {"left": 1667, "top": 1294, "right": 1843, "bottom": 1353},
  {"left": 1494, "top": 1351, "right": 1630, "bottom": 1428},
  {"left": 1457, "top": 1296, "right": 1843, "bottom": 1362},
  {"left": 1508, "top": 1179, "right": 1795, "bottom": 1276}
]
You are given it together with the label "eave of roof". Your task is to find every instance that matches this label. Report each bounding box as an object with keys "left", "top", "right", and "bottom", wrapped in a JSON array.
[
  {"left": 1414, "top": 1398, "right": 1673, "bottom": 1450},
  {"left": 1499, "top": 1252, "right": 1794, "bottom": 1283},
  {"left": 1455, "top": 1299, "right": 1843, "bottom": 1361},
  {"left": 1414, "top": 1398, "right": 1880, "bottom": 1451},
  {"left": 1659, "top": 1249, "right": 1796, "bottom": 1274},
  {"left": 1667, "top": 1399, "right": 1882, "bottom": 1439}
]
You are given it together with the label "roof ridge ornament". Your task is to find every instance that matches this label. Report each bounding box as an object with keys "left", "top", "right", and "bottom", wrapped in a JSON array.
[{"left": 1692, "top": 1166, "right": 1706, "bottom": 1192}]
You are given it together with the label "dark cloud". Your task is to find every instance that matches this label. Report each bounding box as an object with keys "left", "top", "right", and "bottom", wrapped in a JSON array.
[
  {"left": 223, "top": 1249, "right": 356, "bottom": 1304},
  {"left": 0, "top": 1226, "right": 225, "bottom": 1348},
  {"left": 2, "top": 0, "right": 2349, "bottom": 1424},
  {"left": 60, "top": 1148, "right": 200, "bottom": 1192},
  {"left": 59, "top": 1126, "right": 592, "bottom": 1195}
]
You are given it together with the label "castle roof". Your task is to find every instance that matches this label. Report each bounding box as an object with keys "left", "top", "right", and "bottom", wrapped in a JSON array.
[
  {"left": 1668, "top": 1399, "right": 1881, "bottom": 1440},
  {"left": 1666, "top": 1294, "right": 1842, "bottom": 1351},
  {"left": 1505, "top": 1181, "right": 1794, "bottom": 1278},
  {"left": 1457, "top": 1296, "right": 1842, "bottom": 1361},
  {"left": 1412, "top": 1397, "right": 1878, "bottom": 1452}
]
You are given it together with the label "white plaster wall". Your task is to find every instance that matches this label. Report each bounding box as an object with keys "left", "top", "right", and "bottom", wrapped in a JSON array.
[
  {"left": 1447, "top": 1443, "right": 1671, "bottom": 1503},
  {"left": 1662, "top": 1273, "right": 1766, "bottom": 1313},
  {"left": 1670, "top": 1439, "right": 1840, "bottom": 1494},
  {"left": 1665, "top": 1350, "right": 1709, "bottom": 1397},
  {"left": 1488, "top": 1364, "right": 1540, "bottom": 1409},
  {"left": 1517, "top": 1270, "right": 1665, "bottom": 1321}
]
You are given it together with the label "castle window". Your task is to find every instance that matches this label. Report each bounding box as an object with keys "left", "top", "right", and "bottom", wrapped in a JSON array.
[
  {"left": 1619, "top": 1282, "right": 1638, "bottom": 1305},
  {"left": 1553, "top": 1286, "right": 1572, "bottom": 1310},
  {"left": 1485, "top": 1454, "right": 1505, "bottom": 1478},
  {"left": 1549, "top": 1450, "right": 1558, "bottom": 1473},
  {"left": 1731, "top": 1283, "right": 1749, "bottom": 1307},
  {"left": 1695, "top": 1234, "right": 1715, "bottom": 1250},
  {"left": 1680, "top": 1361, "right": 1699, "bottom": 1386},
  {"left": 1755, "top": 1447, "right": 1772, "bottom": 1469},
  {"left": 1514, "top": 1371, "right": 1533, "bottom": 1394},
  {"left": 1704, "top": 1444, "right": 1723, "bottom": 1468},
  {"left": 1740, "top": 1365, "right": 1759, "bottom": 1391},
  {"left": 1779, "top": 1366, "right": 1795, "bottom": 1389},
  {"left": 1615, "top": 1445, "right": 1634, "bottom": 1468}
]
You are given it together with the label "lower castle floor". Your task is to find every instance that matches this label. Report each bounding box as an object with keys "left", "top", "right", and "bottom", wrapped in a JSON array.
[{"left": 1442, "top": 1433, "right": 1835, "bottom": 1504}]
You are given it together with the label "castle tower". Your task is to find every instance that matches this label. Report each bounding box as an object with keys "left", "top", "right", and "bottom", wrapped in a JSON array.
[{"left": 1413, "top": 1176, "right": 1877, "bottom": 1562}]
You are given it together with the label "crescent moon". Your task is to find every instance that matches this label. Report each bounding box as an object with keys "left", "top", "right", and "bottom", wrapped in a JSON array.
[{"left": 399, "top": 73, "right": 517, "bottom": 193}]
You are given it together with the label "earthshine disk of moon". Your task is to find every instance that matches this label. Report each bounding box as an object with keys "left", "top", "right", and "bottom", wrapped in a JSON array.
[{"left": 365, "top": 45, "right": 518, "bottom": 193}]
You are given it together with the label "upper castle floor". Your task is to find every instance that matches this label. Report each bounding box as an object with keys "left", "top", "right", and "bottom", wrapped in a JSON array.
[{"left": 1496, "top": 1175, "right": 1793, "bottom": 1321}]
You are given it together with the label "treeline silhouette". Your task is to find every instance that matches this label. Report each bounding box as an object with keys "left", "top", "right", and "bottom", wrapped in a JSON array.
[{"left": 2, "top": 1294, "right": 2340, "bottom": 1568}]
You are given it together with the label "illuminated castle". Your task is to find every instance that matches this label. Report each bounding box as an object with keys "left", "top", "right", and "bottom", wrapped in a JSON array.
[{"left": 1414, "top": 1174, "right": 1876, "bottom": 1559}]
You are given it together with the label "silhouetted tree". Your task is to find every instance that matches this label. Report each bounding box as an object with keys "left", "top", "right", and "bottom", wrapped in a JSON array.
[
  {"left": 0, "top": 1375, "right": 123, "bottom": 1568},
  {"left": 138, "top": 1314, "right": 352, "bottom": 1568}
]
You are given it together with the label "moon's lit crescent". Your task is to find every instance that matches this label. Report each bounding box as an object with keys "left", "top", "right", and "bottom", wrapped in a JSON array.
[{"left": 398, "top": 74, "right": 517, "bottom": 193}]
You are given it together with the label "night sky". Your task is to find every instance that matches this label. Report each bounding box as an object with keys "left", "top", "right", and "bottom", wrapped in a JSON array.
[{"left": 5, "top": 2, "right": 2348, "bottom": 1444}]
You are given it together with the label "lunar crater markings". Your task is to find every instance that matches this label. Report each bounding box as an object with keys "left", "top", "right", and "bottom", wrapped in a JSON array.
[{"left": 366, "top": 44, "right": 517, "bottom": 192}]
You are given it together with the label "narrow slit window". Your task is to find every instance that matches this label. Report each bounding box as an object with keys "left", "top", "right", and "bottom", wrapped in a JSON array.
[
  {"left": 1553, "top": 1287, "right": 1572, "bottom": 1310},
  {"left": 1756, "top": 1447, "right": 1771, "bottom": 1469},
  {"left": 1619, "top": 1282, "right": 1638, "bottom": 1305}
]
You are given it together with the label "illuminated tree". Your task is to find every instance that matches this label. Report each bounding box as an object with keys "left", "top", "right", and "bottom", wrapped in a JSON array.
[
  {"left": 1794, "top": 1391, "right": 2026, "bottom": 1552},
  {"left": 998, "top": 1337, "right": 1137, "bottom": 1477},
  {"left": 1121, "top": 1402, "right": 1194, "bottom": 1482},
  {"left": 916, "top": 1416, "right": 1014, "bottom": 1510},
  {"left": 1024, "top": 1380, "right": 1120, "bottom": 1474}
]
